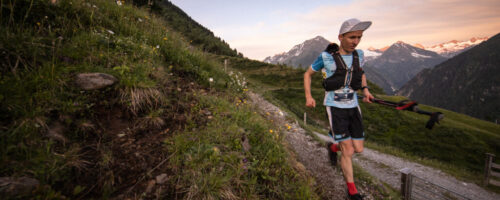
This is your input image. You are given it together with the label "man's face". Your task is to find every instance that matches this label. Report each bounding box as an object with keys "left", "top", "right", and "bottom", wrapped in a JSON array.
[{"left": 339, "top": 30, "right": 363, "bottom": 53}]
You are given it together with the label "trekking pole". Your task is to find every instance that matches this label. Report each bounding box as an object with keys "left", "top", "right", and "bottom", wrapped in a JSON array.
[{"left": 358, "top": 95, "right": 444, "bottom": 129}]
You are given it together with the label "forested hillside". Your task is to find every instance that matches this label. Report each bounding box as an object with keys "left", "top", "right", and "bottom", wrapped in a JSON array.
[{"left": 152, "top": 0, "right": 240, "bottom": 57}]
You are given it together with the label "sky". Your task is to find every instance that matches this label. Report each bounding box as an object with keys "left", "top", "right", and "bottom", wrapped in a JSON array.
[{"left": 170, "top": 0, "right": 500, "bottom": 60}]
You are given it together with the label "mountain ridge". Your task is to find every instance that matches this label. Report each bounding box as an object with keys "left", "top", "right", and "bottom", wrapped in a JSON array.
[
  {"left": 397, "top": 33, "right": 500, "bottom": 122},
  {"left": 263, "top": 36, "right": 488, "bottom": 71},
  {"left": 263, "top": 36, "right": 330, "bottom": 69},
  {"left": 364, "top": 41, "right": 446, "bottom": 94}
]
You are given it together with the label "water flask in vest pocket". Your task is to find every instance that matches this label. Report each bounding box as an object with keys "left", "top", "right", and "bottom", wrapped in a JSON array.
[{"left": 333, "top": 88, "right": 354, "bottom": 102}]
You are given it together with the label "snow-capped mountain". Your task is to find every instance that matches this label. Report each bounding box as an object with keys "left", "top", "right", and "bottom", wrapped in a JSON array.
[
  {"left": 398, "top": 33, "right": 500, "bottom": 122},
  {"left": 364, "top": 41, "right": 446, "bottom": 94},
  {"left": 425, "top": 37, "right": 489, "bottom": 57},
  {"left": 263, "top": 52, "right": 288, "bottom": 64},
  {"left": 263, "top": 36, "right": 389, "bottom": 68},
  {"left": 263, "top": 36, "right": 330, "bottom": 69},
  {"left": 364, "top": 47, "right": 383, "bottom": 62}
]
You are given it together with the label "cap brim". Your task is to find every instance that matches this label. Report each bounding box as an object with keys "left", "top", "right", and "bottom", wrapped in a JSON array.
[{"left": 350, "top": 21, "right": 372, "bottom": 32}]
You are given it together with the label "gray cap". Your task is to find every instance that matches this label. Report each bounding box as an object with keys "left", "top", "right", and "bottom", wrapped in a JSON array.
[{"left": 339, "top": 18, "right": 372, "bottom": 35}]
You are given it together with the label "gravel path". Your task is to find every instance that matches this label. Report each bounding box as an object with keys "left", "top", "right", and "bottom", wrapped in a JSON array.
[
  {"left": 313, "top": 127, "right": 500, "bottom": 200},
  {"left": 248, "top": 92, "right": 377, "bottom": 200},
  {"left": 248, "top": 91, "right": 499, "bottom": 200}
]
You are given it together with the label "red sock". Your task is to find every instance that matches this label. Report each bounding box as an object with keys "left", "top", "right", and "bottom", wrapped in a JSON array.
[
  {"left": 329, "top": 143, "right": 339, "bottom": 152},
  {"left": 347, "top": 182, "right": 358, "bottom": 195}
]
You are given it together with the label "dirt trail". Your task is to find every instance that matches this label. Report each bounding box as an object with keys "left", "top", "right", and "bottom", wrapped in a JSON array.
[
  {"left": 248, "top": 92, "right": 500, "bottom": 200},
  {"left": 313, "top": 127, "right": 500, "bottom": 200},
  {"left": 248, "top": 92, "right": 376, "bottom": 200}
]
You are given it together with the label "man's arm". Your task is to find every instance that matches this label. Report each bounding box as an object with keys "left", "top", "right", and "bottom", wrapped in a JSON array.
[
  {"left": 304, "top": 67, "right": 316, "bottom": 107},
  {"left": 361, "top": 73, "right": 374, "bottom": 103}
]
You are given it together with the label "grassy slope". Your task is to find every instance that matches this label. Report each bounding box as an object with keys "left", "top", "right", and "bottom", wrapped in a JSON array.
[
  {"left": 0, "top": 0, "right": 318, "bottom": 199},
  {"left": 218, "top": 55, "right": 500, "bottom": 186}
]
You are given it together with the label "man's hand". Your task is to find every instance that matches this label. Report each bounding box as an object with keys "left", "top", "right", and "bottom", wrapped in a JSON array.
[
  {"left": 362, "top": 89, "right": 374, "bottom": 103},
  {"left": 306, "top": 97, "right": 316, "bottom": 107}
]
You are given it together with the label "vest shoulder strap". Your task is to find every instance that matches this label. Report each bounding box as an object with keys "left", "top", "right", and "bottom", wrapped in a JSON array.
[
  {"left": 330, "top": 50, "right": 360, "bottom": 70},
  {"left": 352, "top": 50, "right": 360, "bottom": 71}
]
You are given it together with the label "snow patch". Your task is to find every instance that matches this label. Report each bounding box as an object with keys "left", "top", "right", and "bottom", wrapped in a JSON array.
[
  {"left": 364, "top": 49, "right": 382, "bottom": 57},
  {"left": 411, "top": 52, "right": 431, "bottom": 58}
]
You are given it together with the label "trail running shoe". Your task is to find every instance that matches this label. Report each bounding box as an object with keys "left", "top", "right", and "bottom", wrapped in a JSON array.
[
  {"left": 346, "top": 188, "right": 364, "bottom": 200},
  {"left": 327, "top": 142, "right": 337, "bottom": 166},
  {"left": 347, "top": 193, "right": 363, "bottom": 200}
]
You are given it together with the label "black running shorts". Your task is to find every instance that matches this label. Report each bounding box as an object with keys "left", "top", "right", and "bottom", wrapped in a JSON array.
[{"left": 326, "top": 106, "right": 364, "bottom": 142}]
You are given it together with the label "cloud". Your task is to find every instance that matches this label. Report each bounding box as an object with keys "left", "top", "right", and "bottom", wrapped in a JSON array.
[{"left": 229, "top": 0, "right": 500, "bottom": 60}]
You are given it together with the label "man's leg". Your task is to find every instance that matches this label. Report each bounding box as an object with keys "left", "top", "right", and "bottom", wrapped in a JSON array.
[
  {"left": 342, "top": 107, "right": 365, "bottom": 198},
  {"left": 339, "top": 139, "right": 355, "bottom": 182},
  {"left": 326, "top": 107, "right": 341, "bottom": 166},
  {"left": 352, "top": 139, "right": 364, "bottom": 153}
]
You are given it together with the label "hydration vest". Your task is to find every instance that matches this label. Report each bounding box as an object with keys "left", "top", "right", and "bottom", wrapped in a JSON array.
[{"left": 322, "top": 43, "right": 364, "bottom": 91}]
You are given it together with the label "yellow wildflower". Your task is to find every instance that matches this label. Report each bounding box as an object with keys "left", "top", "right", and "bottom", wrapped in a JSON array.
[{"left": 269, "top": 129, "right": 273, "bottom": 133}]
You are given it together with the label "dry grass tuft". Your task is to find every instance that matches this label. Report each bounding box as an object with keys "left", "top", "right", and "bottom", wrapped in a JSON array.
[
  {"left": 58, "top": 145, "right": 91, "bottom": 172},
  {"left": 136, "top": 109, "right": 165, "bottom": 130},
  {"left": 220, "top": 187, "right": 239, "bottom": 200},
  {"left": 119, "top": 88, "right": 166, "bottom": 115},
  {"left": 77, "top": 120, "right": 96, "bottom": 133}
]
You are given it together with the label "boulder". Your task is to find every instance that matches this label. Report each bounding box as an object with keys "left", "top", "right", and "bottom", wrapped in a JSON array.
[{"left": 75, "top": 73, "right": 117, "bottom": 90}]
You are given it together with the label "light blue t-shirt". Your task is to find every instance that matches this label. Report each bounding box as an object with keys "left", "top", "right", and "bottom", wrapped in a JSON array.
[{"left": 311, "top": 49, "right": 364, "bottom": 108}]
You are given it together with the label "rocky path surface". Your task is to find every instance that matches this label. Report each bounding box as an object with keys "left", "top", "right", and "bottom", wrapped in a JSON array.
[
  {"left": 248, "top": 92, "right": 499, "bottom": 200},
  {"left": 248, "top": 92, "right": 376, "bottom": 200},
  {"left": 313, "top": 127, "right": 499, "bottom": 200}
]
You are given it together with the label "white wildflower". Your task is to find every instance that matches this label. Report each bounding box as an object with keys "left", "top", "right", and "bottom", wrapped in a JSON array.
[
  {"left": 209, "top": 78, "right": 213, "bottom": 82},
  {"left": 156, "top": 45, "right": 160, "bottom": 49},
  {"left": 116, "top": 0, "right": 122, "bottom": 6},
  {"left": 138, "top": 18, "right": 143, "bottom": 22},
  {"left": 107, "top": 30, "right": 115, "bottom": 35}
]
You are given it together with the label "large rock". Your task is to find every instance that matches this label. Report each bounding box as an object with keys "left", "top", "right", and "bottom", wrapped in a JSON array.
[
  {"left": 0, "top": 177, "right": 39, "bottom": 196},
  {"left": 75, "top": 73, "right": 117, "bottom": 90}
]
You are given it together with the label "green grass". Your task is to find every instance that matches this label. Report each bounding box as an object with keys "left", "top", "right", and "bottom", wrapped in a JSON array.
[
  {"left": 0, "top": 0, "right": 319, "bottom": 198},
  {"left": 165, "top": 94, "right": 318, "bottom": 199}
]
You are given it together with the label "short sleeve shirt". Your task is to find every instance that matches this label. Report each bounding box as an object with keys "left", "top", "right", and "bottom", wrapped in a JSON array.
[{"left": 311, "top": 49, "right": 365, "bottom": 108}]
